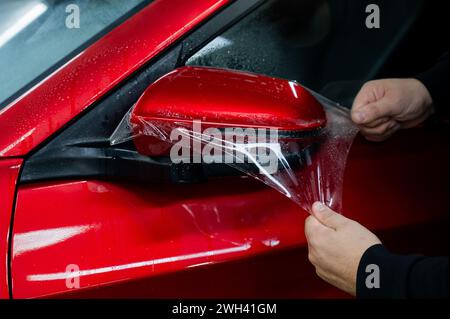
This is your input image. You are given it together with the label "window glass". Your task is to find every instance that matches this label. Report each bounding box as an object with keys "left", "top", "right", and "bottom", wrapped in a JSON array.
[
  {"left": 0, "top": 0, "right": 150, "bottom": 108},
  {"left": 187, "top": 0, "right": 424, "bottom": 106}
]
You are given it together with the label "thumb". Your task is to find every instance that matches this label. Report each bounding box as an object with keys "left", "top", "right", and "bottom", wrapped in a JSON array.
[
  {"left": 311, "top": 202, "right": 347, "bottom": 230},
  {"left": 351, "top": 100, "right": 393, "bottom": 125}
]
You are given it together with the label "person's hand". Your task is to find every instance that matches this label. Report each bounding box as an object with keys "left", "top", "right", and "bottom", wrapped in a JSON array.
[
  {"left": 305, "top": 202, "right": 382, "bottom": 296},
  {"left": 351, "top": 79, "right": 434, "bottom": 142}
]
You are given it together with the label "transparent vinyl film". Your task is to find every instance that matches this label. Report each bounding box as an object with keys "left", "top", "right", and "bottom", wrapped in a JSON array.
[{"left": 110, "top": 89, "right": 358, "bottom": 215}]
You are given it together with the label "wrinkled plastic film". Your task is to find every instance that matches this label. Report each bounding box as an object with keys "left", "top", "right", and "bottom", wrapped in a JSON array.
[{"left": 110, "top": 91, "right": 358, "bottom": 214}]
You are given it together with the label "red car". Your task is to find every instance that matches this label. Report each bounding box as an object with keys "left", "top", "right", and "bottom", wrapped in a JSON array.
[{"left": 0, "top": 0, "right": 447, "bottom": 299}]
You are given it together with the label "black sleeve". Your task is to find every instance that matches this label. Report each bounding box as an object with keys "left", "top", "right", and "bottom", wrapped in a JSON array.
[
  {"left": 415, "top": 52, "right": 449, "bottom": 118},
  {"left": 356, "top": 244, "right": 449, "bottom": 299}
]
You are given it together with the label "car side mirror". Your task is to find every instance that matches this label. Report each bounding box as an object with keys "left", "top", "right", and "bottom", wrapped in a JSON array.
[{"left": 129, "top": 66, "right": 326, "bottom": 157}]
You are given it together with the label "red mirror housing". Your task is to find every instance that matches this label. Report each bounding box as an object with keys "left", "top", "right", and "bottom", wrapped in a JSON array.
[{"left": 130, "top": 66, "right": 326, "bottom": 156}]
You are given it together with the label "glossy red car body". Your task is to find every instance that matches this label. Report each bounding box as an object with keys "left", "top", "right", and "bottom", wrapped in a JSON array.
[
  {"left": 0, "top": 0, "right": 448, "bottom": 299},
  {"left": 0, "top": 159, "right": 22, "bottom": 298}
]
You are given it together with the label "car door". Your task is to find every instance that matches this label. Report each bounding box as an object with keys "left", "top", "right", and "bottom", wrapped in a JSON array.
[{"left": 3, "top": 0, "right": 448, "bottom": 299}]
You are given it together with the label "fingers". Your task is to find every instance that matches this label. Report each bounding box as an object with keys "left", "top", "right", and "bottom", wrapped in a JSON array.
[
  {"left": 359, "top": 120, "right": 401, "bottom": 142},
  {"left": 351, "top": 100, "right": 395, "bottom": 126},
  {"left": 304, "top": 214, "right": 334, "bottom": 251},
  {"left": 358, "top": 116, "right": 390, "bottom": 128},
  {"left": 352, "top": 81, "right": 388, "bottom": 125},
  {"left": 352, "top": 81, "right": 380, "bottom": 112},
  {"left": 310, "top": 202, "right": 347, "bottom": 230},
  {"left": 351, "top": 83, "right": 401, "bottom": 142},
  {"left": 304, "top": 215, "right": 326, "bottom": 240},
  {"left": 352, "top": 80, "right": 394, "bottom": 128}
]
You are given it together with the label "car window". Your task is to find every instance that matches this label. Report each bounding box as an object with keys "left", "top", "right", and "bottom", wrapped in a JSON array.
[
  {"left": 0, "top": 0, "right": 150, "bottom": 109},
  {"left": 186, "top": 0, "right": 424, "bottom": 106}
]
